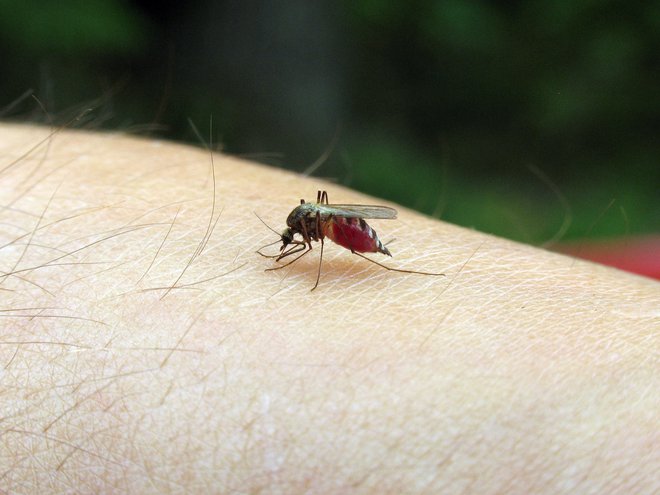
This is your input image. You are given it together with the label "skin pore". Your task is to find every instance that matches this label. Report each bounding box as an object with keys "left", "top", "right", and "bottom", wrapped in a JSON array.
[{"left": 0, "top": 123, "right": 658, "bottom": 493}]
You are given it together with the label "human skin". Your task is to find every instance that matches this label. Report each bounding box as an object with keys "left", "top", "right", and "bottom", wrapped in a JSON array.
[{"left": 0, "top": 123, "right": 658, "bottom": 494}]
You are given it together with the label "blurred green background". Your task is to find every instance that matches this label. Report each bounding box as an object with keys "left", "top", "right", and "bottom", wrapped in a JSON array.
[{"left": 1, "top": 0, "right": 658, "bottom": 245}]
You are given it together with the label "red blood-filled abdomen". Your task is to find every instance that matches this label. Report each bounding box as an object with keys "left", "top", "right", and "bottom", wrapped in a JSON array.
[{"left": 324, "top": 217, "right": 379, "bottom": 253}]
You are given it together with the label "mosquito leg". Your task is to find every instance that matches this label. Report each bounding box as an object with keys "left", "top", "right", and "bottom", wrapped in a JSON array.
[
  {"left": 315, "top": 211, "right": 323, "bottom": 241},
  {"left": 321, "top": 190, "right": 328, "bottom": 204},
  {"left": 256, "top": 239, "right": 287, "bottom": 258},
  {"left": 299, "top": 218, "right": 315, "bottom": 246},
  {"left": 267, "top": 245, "right": 312, "bottom": 271},
  {"left": 275, "top": 242, "right": 307, "bottom": 262},
  {"left": 317, "top": 190, "right": 322, "bottom": 203},
  {"left": 311, "top": 237, "right": 324, "bottom": 291},
  {"left": 352, "top": 252, "right": 445, "bottom": 276}
]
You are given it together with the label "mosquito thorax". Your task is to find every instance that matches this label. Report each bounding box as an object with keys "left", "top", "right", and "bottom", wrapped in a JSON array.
[{"left": 286, "top": 203, "right": 313, "bottom": 228}]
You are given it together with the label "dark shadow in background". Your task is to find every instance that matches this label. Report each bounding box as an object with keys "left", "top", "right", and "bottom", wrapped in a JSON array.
[{"left": 1, "top": 0, "right": 658, "bottom": 244}]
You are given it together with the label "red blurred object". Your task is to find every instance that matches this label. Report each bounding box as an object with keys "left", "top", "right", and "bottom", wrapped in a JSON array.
[{"left": 554, "top": 236, "right": 660, "bottom": 280}]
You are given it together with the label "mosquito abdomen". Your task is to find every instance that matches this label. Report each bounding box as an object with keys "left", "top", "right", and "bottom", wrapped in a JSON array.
[{"left": 324, "top": 217, "right": 391, "bottom": 256}]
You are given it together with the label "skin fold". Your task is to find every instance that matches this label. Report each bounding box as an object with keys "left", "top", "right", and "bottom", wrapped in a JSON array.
[{"left": 0, "top": 123, "right": 658, "bottom": 494}]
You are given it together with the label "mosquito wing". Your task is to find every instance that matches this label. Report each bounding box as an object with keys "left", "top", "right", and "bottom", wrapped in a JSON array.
[{"left": 316, "top": 204, "right": 398, "bottom": 219}]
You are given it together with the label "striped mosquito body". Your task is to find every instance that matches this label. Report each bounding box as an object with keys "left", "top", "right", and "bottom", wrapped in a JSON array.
[
  {"left": 323, "top": 216, "right": 391, "bottom": 256},
  {"left": 283, "top": 191, "right": 393, "bottom": 256},
  {"left": 259, "top": 190, "right": 444, "bottom": 290}
]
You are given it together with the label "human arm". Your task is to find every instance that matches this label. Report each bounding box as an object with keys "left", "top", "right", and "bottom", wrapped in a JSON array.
[{"left": 1, "top": 123, "right": 658, "bottom": 493}]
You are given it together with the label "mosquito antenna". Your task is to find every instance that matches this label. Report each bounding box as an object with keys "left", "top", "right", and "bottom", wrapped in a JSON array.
[
  {"left": 254, "top": 211, "right": 282, "bottom": 237},
  {"left": 254, "top": 211, "right": 290, "bottom": 257},
  {"left": 352, "top": 252, "right": 445, "bottom": 277}
]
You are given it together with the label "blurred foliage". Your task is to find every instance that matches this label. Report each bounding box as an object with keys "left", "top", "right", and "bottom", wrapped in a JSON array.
[
  {"left": 0, "top": 0, "right": 149, "bottom": 55},
  {"left": 0, "top": 0, "right": 658, "bottom": 243}
]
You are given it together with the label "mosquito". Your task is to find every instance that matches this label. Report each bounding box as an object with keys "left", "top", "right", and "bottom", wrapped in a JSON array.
[{"left": 257, "top": 190, "right": 445, "bottom": 290}]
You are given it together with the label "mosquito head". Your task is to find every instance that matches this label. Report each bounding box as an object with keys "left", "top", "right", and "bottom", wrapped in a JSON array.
[{"left": 280, "top": 228, "right": 294, "bottom": 251}]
